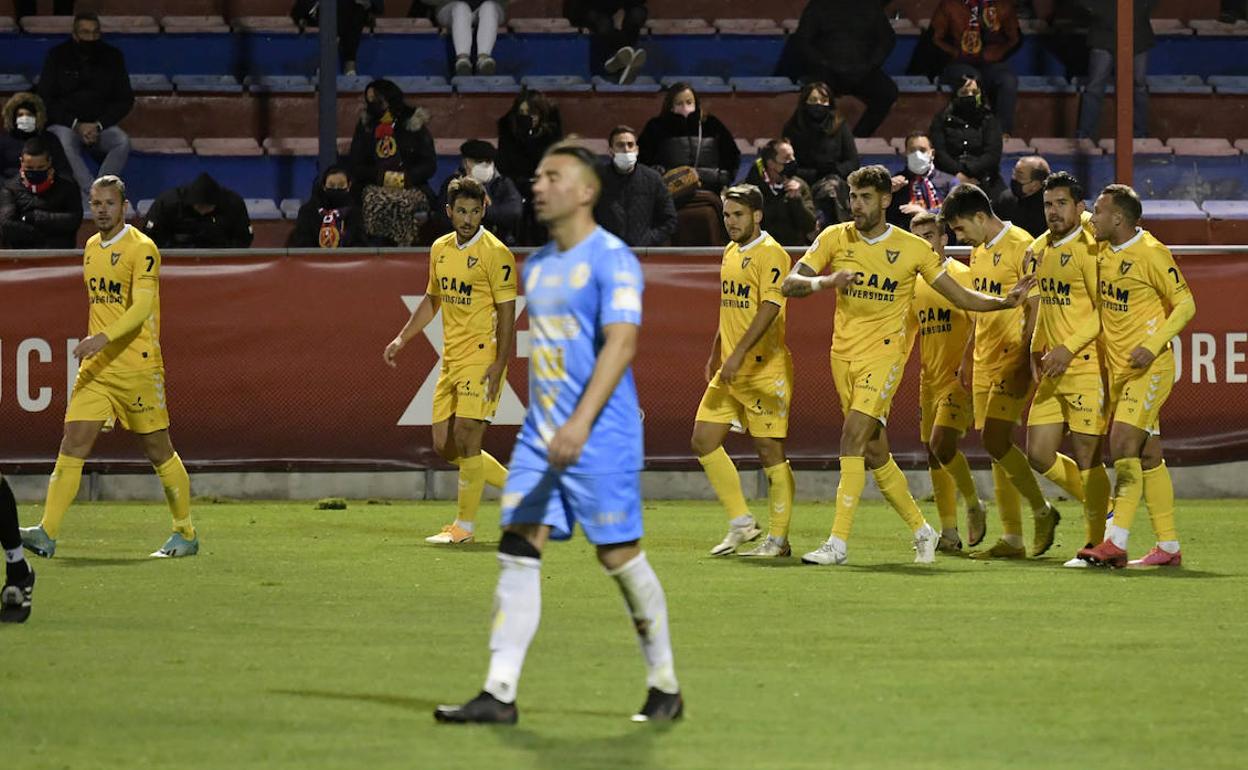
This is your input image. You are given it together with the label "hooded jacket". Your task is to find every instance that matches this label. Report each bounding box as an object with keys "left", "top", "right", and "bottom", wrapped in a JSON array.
[
  {"left": 1, "top": 92, "right": 71, "bottom": 181},
  {"left": 348, "top": 106, "right": 436, "bottom": 189},
  {"left": 143, "top": 173, "right": 254, "bottom": 249}
]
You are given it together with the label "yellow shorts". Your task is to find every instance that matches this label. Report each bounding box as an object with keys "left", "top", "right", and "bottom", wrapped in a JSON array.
[
  {"left": 1107, "top": 352, "right": 1174, "bottom": 435},
  {"left": 831, "top": 352, "right": 906, "bottom": 424},
  {"left": 972, "top": 361, "right": 1034, "bottom": 430},
  {"left": 431, "top": 363, "right": 505, "bottom": 424},
  {"left": 919, "top": 378, "right": 973, "bottom": 443},
  {"left": 695, "top": 368, "right": 792, "bottom": 439},
  {"left": 65, "top": 367, "right": 170, "bottom": 434},
  {"left": 1027, "top": 370, "right": 1106, "bottom": 435}
]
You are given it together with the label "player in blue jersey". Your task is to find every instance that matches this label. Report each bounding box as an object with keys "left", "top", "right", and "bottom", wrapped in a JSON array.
[{"left": 434, "top": 143, "right": 682, "bottom": 725}]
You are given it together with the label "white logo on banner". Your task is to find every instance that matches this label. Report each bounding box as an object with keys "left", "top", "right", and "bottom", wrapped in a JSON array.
[{"left": 396, "top": 295, "right": 530, "bottom": 426}]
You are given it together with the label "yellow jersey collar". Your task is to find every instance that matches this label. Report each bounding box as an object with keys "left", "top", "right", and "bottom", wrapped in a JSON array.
[
  {"left": 453, "top": 226, "right": 485, "bottom": 250},
  {"left": 99, "top": 224, "right": 131, "bottom": 249},
  {"left": 859, "top": 223, "right": 894, "bottom": 246},
  {"left": 1110, "top": 227, "right": 1144, "bottom": 253}
]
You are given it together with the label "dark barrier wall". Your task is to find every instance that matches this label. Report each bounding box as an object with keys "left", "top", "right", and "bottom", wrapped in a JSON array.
[{"left": 4, "top": 249, "right": 1247, "bottom": 470}]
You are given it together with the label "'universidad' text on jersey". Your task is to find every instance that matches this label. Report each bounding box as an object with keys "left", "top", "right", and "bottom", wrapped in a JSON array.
[
  {"left": 81, "top": 224, "right": 163, "bottom": 378},
  {"left": 1028, "top": 222, "right": 1101, "bottom": 375},
  {"left": 718, "top": 231, "right": 791, "bottom": 376},
  {"left": 1097, "top": 228, "right": 1194, "bottom": 372},
  {"left": 427, "top": 227, "right": 518, "bottom": 367}
]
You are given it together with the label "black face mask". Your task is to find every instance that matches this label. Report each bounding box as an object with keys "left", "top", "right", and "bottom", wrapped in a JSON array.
[
  {"left": 1010, "top": 180, "right": 1028, "bottom": 199},
  {"left": 366, "top": 100, "right": 386, "bottom": 119},
  {"left": 781, "top": 160, "right": 799, "bottom": 178},
  {"left": 952, "top": 95, "right": 979, "bottom": 118},
  {"left": 75, "top": 39, "right": 100, "bottom": 56},
  {"left": 23, "top": 168, "right": 49, "bottom": 186},
  {"left": 322, "top": 188, "right": 351, "bottom": 208},
  {"left": 804, "top": 103, "right": 830, "bottom": 122}
]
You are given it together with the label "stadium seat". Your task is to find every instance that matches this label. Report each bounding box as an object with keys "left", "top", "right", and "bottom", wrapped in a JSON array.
[
  {"left": 263, "top": 138, "right": 320, "bottom": 156},
  {"left": 172, "top": 75, "right": 244, "bottom": 94},
  {"left": 1141, "top": 199, "right": 1204, "bottom": 219},
  {"left": 579, "top": 138, "right": 610, "bottom": 156},
  {"left": 1146, "top": 75, "right": 1212, "bottom": 94},
  {"left": 1189, "top": 19, "right": 1248, "bottom": 36},
  {"left": 131, "top": 137, "right": 192, "bottom": 155},
  {"left": 1098, "top": 138, "right": 1173, "bottom": 155},
  {"left": 245, "top": 75, "right": 315, "bottom": 94},
  {"left": 1030, "top": 138, "right": 1103, "bottom": 156},
  {"left": 1002, "top": 137, "right": 1035, "bottom": 154},
  {"left": 192, "top": 138, "right": 263, "bottom": 157},
  {"left": 136, "top": 199, "right": 154, "bottom": 218},
  {"left": 434, "top": 138, "right": 469, "bottom": 156},
  {"left": 1071, "top": 76, "right": 1113, "bottom": 93},
  {"left": 1208, "top": 75, "right": 1248, "bottom": 94},
  {"left": 336, "top": 74, "right": 372, "bottom": 93},
  {"left": 1017, "top": 76, "right": 1077, "bottom": 94},
  {"left": 1018, "top": 18, "right": 1051, "bottom": 34},
  {"left": 130, "top": 74, "right": 174, "bottom": 93},
  {"left": 1150, "top": 18, "right": 1193, "bottom": 35},
  {"left": 1235, "top": 139, "right": 1248, "bottom": 154},
  {"left": 451, "top": 75, "right": 521, "bottom": 94},
  {"left": 781, "top": 19, "right": 799, "bottom": 33},
  {"left": 659, "top": 76, "right": 731, "bottom": 93},
  {"left": 1202, "top": 200, "right": 1248, "bottom": 219},
  {"left": 100, "top": 16, "right": 159, "bottom": 34},
  {"left": 160, "top": 15, "right": 231, "bottom": 34},
  {"left": 728, "top": 77, "right": 799, "bottom": 93},
  {"left": 713, "top": 18, "right": 784, "bottom": 35},
  {"left": 372, "top": 17, "right": 436, "bottom": 34},
  {"left": 280, "top": 198, "right": 303, "bottom": 219},
  {"left": 893, "top": 75, "right": 937, "bottom": 93},
  {"left": 646, "top": 19, "right": 716, "bottom": 35},
  {"left": 231, "top": 17, "right": 299, "bottom": 34},
  {"left": 0, "top": 74, "right": 32, "bottom": 92},
  {"left": 19, "top": 15, "right": 72, "bottom": 34},
  {"left": 508, "top": 17, "right": 576, "bottom": 34},
  {"left": 384, "top": 76, "right": 453, "bottom": 94},
  {"left": 854, "top": 137, "right": 896, "bottom": 156},
  {"left": 591, "top": 75, "right": 661, "bottom": 93},
  {"left": 1165, "top": 138, "right": 1239, "bottom": 156},
  {"left": 245, "top": 199, "right": 283, "bottom": 221},
  {"left": 0, "top": 16, "right": 15, "bottom": 33},
  {"left": 889, "top": 17, "right": 920, "bottom": 34},
  {"left": 520, "top": 75, "right": 592, "bottom": 92},
  {"left": 734, "top": 137, "right": 756, "bottom": 156}
]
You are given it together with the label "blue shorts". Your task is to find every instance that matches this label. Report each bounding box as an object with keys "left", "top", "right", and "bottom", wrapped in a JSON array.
[{"left": 500, "top": 467, "right": 644, "bottom": 545}]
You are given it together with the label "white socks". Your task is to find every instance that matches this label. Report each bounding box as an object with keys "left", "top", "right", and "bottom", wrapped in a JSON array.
[
  {"left": 483, "top": 552, "right": 542, "bottom": 704},
  {"left": 729, "top": 514, "right": 754, "bottom": 529},
  {"left": 608, "top": 552, "right": 679, "bottom": 694},
  {"left": 1108, "top": 524, "right": 1130, "bottom": 550},
  {"left": 4, "top": 546, "right": 24, "bottom": 564}
]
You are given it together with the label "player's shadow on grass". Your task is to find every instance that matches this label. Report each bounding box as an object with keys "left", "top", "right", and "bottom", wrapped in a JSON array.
[
  {"left": 270, "top": 688, "right": 628, "bottom": 721},
  {"left": 417, "top": 542, "right": 498, "bottom": 553},
  {"left": 499, "top": 721, "right": 664, "bottom": 770},
  {"left": 58, "top": 556, "right": 159, "bottom": 568}
]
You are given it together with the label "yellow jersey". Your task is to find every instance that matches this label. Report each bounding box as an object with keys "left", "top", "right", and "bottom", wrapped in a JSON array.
[
  {"left": 799, "top": 222, "right": 945, "bottom": 361},
  {"left": 1028, "top": 222, "right": 1102, "bottom": 376},
  {"left": 718, "top": 231, "right": 791, "bottom": 377},
  {"left": 968, "top": 222, "right": 1032, "bottom": 370},
  {"left": 1097, "top": 228, "right": 1191, "bottom": 373},
  {"left": 427, "top": 227, "right": 518, "bottom": 367},
  {"left": 911, "top": 258, "right": 974, "bottom": 387},
  {"left": 81, "top": 224, "right": 162, "bottom": 377}
]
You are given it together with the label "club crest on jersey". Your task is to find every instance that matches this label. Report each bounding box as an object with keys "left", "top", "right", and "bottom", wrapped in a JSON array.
[
  {"left": 467, "top": 256, "right": 479, "bottom": 269},
  {"left": 1120, "top": 260, "right": 1133, "bottom": 275},
  {"left": 992, "top": 252, "right": 1002, "bottom": 266},
  {"left": 886, "top": 249, "right": 899, "bottom": 264},
  {"left": 740, "top": 255, "right": 752, "bottom": 270},
  {"left": 110, "top": 251, "right": 121, "bottom": 266},
  {"left": 1060, "top": 252, "right": 1072, "bottom": 267}
]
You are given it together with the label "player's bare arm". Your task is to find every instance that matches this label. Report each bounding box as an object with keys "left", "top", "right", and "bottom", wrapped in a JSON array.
[
  {"left": 719, "top": 301, "right": 780, "bottom": 385},
  {"left": 548, "top": 322, "right": 638, "bottom": 469},
  {"left": 932, "top": 271, "right": 1036, "bottom": 312},
  {"left": 483, "top": 299, "right": 517, "bottom": 401},
  {"left": 781, "top": 262, "right": 856, "bottom": 297},
  {"left": 384, "top": 294, "right": 442, "bottom": 367}
]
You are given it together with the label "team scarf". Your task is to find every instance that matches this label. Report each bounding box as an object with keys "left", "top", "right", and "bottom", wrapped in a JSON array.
[
  {"left": 909, "top": 174, "right": 942, "bottom": 210},
  {"left": 961, "top": 0, "right": 999, "bottom": 57},
  {"left": 20, "top": 168, "right": 54, "bottom": 195},
  {"left": 373, "top": 110, "right": 402, "bottom": 167},
  {"left": 317, "top": 207, "right": 347, "bottom": 248}
]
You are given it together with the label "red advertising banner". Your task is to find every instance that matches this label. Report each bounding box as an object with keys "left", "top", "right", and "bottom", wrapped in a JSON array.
[{"left": 3, "top": 250, "right": 1246, "bottom": 470}]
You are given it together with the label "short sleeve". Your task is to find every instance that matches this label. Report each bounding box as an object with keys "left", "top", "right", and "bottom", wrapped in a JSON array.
[
  {"left": 489, "top": 244, "right": 518, "bottom": 303},
  {"left": 916, "top": 240, "right": 946, "bottom": 284},
  {"left": 426, "top": 245, "right": 440, "bottom": 296},
  {"left": 758, "top": 244, "right": 790, "bottom": 307},
  {"left": 598, "top": 245, "right": 644, "bottom": 327},
  {"left": 797, "top": 226, "right": 836, "bottom": 274}
]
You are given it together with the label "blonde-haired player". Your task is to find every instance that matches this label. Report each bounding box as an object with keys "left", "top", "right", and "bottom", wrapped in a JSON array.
[
  {"left": 908, "top": 212, "right": 987, "bottom": 552},
  {"left": 21, "top": 175, "right": 199, "bottom": 559},
  {"left": 941, "top": 184, "right": 1064, "bottom": 559},
  {"left": 1078, "top": 184, "right": 1195, "bottom": 568},
  {"left": 385, "top": 177, "right": 517, "bottom": 544},
  {"left": 693, "top": 184, "right": 796, "bottom": 558},
  {"left": 783, "top": 165, "right": 1033, "bottom": 566}
]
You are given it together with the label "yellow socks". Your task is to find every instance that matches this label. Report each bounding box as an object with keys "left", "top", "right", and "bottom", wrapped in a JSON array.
[
  {"left": 763, "top": 461, "right": 795, "bottom": 540},
  {"left": 999, "top": 445, "right": 1048, "bottom": 514},
  {"left": 154, "top": 453, "right": 195, "bottom": 540},
  {"left": 1042, "top": 452, "right": 1085, "bottom": 502},
  {"left": 480, "top": 451, "right": 508, "bottom": 489},
  {"left": 1109, "top": 457, "right": 1144, "bottom": 535},
  {"left": 1143, "top": 461, "right": 1178, "bottom": 542},
  {"left": 943, "top": 451, "right": 980, "bottom": 508},
  {"left": 698, "top": 446, "right": 750, "bottom": 521},
  {"left": 41, "top": 453, "right": 85, "bottom": 539},
  {"left": 830, "top": 456, "right": 866, "bottom": 541},
  {"left": 1081, "top": 465, "right": 1110, "bottom": 545},
  {"left": 930, "top": 466, "right": 958, "bottom": 530},
  {"left": 873, "top": 456, "right": 927, "bottom": 533},
  {"left": 456, "top": 453, "right": 486, "bottom": 526},
  {"left": 992, "top": 461, "right": 1023, "bottom": 538}
]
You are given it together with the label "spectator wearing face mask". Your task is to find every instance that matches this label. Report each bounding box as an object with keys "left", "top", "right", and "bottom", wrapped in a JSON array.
[
  {"left": 929, "top": 75, "right": 1005, "bottom": 200},
  {"left": 742, "top": 138, "right": 817, "bottom": 247},
  {"left": 595, "top": 124, "right": 677, "bottom": 248},
  {"left": 143, "top": 172, "right": 254, "bottom": 249},
  {"left": 0, "top": 136, "right": 82, "bottom": 249},
  {"left": 886, "top": 130, "right": 959, "bottom": 228},
  {"left": 496, "top": 88, "right": 563, "bottom": 244},
  {"left": 931, "top": 0, "right": 1021, "bottom": 135},
  {"left": 290, "top": 165, "right": 366, "bottom": 248},
  {"left": 1, "top": 92, "right": 70, "bottom": 182},
  {"left": 781, "top": 81, "right": 858, "bottom": 225},
  {"left": 436, "top": 139, "right": 522, "bottom": 245},
  {"left": 992, "top": 155, "right": 1049, "bottom": 238},
  {"left": 638, "top": 82, "right": 740, "bottom": 198}
]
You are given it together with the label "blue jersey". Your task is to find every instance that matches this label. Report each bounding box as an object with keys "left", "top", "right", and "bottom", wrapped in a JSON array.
[{"left": 510, "top": 227, "right": 644, "bottom": 475}]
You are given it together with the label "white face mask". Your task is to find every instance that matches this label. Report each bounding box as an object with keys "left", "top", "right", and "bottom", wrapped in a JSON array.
[
  {"left": 907, "top": 150, "right": 933, "bottom": 176},
  {"left": 612, "top": 151, "right": 638, "bottom": 173},
  {"left": 15, "top": 115, "right": 36, "bottom": 133},
  {"left": 469, "top": 162, "right": 495, "bottom": 183}
]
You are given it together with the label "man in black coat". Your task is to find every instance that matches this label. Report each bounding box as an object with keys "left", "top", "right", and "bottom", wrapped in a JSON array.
[
  {"left": 143, "top": 173, "right": 254, "bottom": 249},
  {"left": 38, "top": 12, "right": 133, "bottom": 206},
  {"left": 994, "top": 155, "right": 1050, "bottom": 238},
  {"left": 436, "top": 139, "right": 524, "bottom": 245},
  {"left": 0, "top": 137, "right": 82, "bottom": 249},
  {"left": 595, "top": 125, "right": 677, "bottom": 248},
  {"left": 742, "top": 139, "right": 818, "bottom": 247},
  {"left": 791, "top": 0, "right": 898, "bottom": 137}
]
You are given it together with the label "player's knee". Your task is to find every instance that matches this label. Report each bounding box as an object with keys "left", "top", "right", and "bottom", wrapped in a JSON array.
[
  {"left": 498, "top": 530, "right": 542, "bottom": 560},
  {"left": 690, "top": 432, "right": 717, "bottom": 458},
  {"left": 1026, "top": 446, "right": 1052, "bottom": 472}
]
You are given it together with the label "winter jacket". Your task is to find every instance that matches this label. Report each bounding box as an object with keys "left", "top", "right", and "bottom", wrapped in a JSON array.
[
  {"left": 348, "top": 106, "right": 437, "bottom": 189},
  {"left": 594, "top": 161, "right": 678, "bottom": 248},
  {"left": 781, "top": 108, "right": 859, "bottom": 187},
  {"left": 743, "top": 161, "right": 818, "bottom": 247},
  {"left": 37, "top": 38, "right": 134, "bottom": 128},
  {"left": 792, "top": 0, "right": 895, "bottom": 83},
  {"left": 0, "top": 92, "right": 70, "bottom": 180},
  {"left": 496, "top": 105, "right": 562, "bottom": 198},
  {"left": 637, "top": 110, "right": 740, "bottom": 194},
  {"left": 930, "top": 100, "right": 1004, "bottom": 189},
  {"left": 0, "top": 171, "right": 82, "bottom": 249},
  {"left": 142, "top": 175, "right": 254, "bottom": 249},
  {"left": 436, "top": 171, "right": 524, "bottom": 245}
]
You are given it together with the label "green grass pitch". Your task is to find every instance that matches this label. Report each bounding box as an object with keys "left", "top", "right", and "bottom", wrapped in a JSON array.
[{"left": 3, "top": 498, "right": 1247, "bottom": 769}]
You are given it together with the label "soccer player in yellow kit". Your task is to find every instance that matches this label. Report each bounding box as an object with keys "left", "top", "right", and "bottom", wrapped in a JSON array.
[
  {"left": 692, "top": 185, "right": 796, "bottom": 558},
  {"left": 1023, "top": 172, "right": 1112, "bottom": 562},
  {"left": 1078, "top": 184, "right": 1195, "bottom": 568},
  {"left": 20, "top": 176, "right": 199, "bottom": 559},
  {"left": 941, "top": 184, "right": 1062, "bottom": 560},
  {"left": 782, "top": 166, "right": 1033, "bottom": 566},
  {"left": 385, "top": 177, "right": 517, "bottom": 544},
  {"left": 908, "top": 212, "right": 987, "bottom": 553}
]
